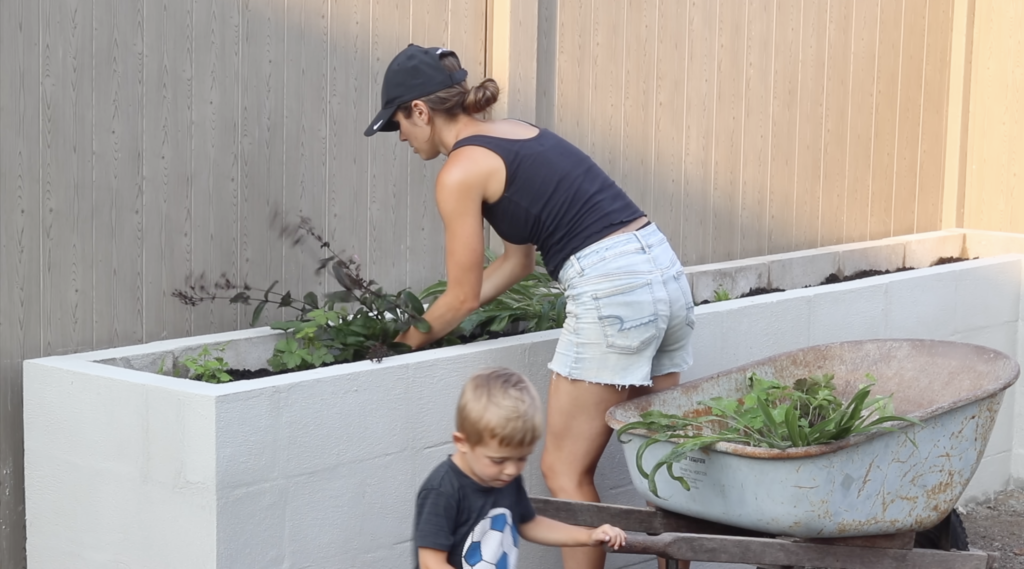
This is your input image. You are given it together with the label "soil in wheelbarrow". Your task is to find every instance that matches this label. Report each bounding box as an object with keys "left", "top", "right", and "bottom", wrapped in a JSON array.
[{"left": 960, "top": 487, "right": 1024, "bottom": 568}]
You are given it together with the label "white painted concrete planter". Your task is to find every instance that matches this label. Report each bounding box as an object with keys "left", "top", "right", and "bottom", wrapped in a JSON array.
[{"left": 22, "top": 229, "right": 1024, "bottom": 569}]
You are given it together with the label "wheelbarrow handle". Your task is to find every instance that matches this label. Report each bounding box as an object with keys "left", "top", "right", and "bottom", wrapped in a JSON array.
[{"left": 604, "top": 533, "right": 676, "bottom": 556}]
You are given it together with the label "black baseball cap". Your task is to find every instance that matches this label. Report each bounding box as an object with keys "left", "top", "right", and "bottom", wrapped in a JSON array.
[{"left": 364, "top": 44, "right": 469, "bottom": 137}]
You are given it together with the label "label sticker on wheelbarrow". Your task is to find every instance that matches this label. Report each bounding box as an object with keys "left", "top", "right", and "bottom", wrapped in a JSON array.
[{"left": 672, "top": 453, "right": 708, "bottom": 491}]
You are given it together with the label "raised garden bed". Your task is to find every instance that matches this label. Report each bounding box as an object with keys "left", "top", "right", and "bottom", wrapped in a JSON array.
[{"left": 21, "top": 228, "right": 1024, "bottom": 569}]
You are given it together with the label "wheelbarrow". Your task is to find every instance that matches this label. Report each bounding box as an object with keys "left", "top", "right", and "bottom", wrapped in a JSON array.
[
  {"left": 536, "top": 339, "right": 1018, "bottom": 568},
  {"left": 605, "top": 339, "right": 1020, "bottom": 539}
]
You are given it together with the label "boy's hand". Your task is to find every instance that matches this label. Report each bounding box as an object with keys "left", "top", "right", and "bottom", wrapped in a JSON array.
[{"left": 588, "top": 524, "right": 627, "bottom": 550}]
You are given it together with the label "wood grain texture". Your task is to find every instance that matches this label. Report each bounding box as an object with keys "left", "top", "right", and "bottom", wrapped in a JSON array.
[
  {"left": 916, "top": 0, "right": 954, "bottom": 233},
  {"left": 535, "top": 0, "right": 558, "bottom": 129},
  {"left": 844, "top": 0, "right": 881, "bottom": 244},
  {"left": 239, "top": 0, "right": 286, "bottom": 326},
  {"left": 367, "top": 0, "right": 411, "bottom": 292},
  {"left": 819, "top": 0, "right": 855, "bottom": 246},
  {"left": 793, "top": 0, "right": 829, "bottom": 251},
  {"left": 892, "top": 0, "right": 928, "bottom": 238},
  {"left": 588, "top": 0, "right": 625, "bottom": 184},
  {"left": 326, "top": 0, "right": 371, "bottom": 305},
  {"left": 406, "top": 0, "right": 449, "bottom": 291},
  {"left": 42, "top": 0, "right": 95, "bottom": 355},
  {"left": 282, "top": 0, "right": 330, "bottom": 301},
  {"left": 193, "top": 0, "right": 241, "bottom": 335},
  {"left": 652, "top": 0, "right": 687, "bottom": 261},
  {"left": 0, "top": 1, "right": 41, "bottom": 566},
  {"left": 620, "top": 0, "right": 658, "bottom": 216},
  {"left": 711, "top": 0, "right": 745, "bottom": 262},
  {"left": 507, "top": 0, "right": 539, "bottom": 123},
  {"left": 555, "top": 0, "right": 593, "bottom": 149},
  {"left": 965, "top": 0, "right": 1023, "bottom": 232},
  {"left": 868, "top": 0, "right": 904, "bottom": 240},
  {"left": 144, "top": 0, "right": 194, "bottom": 342},
  {"left": 681, "top": 0, "right": 717, "bottom": 266},
  {"left": 738, "top": 0, "right": 775, "bottom": 259},
  {"left": 767, "top": 0, "right": 800, "bottom": 254}
]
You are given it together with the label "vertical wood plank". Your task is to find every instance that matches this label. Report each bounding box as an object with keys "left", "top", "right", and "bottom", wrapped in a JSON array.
[
  {"left": 144, "top": 0, "right": 194, "bottom": 342},
  {"left": 1008, "top": 2, "right": 1024, "bottom": 233},
  {"left": 0, "top": 1, "right": 41, "bottom": 565},
  {"left": 681, "top": 0, "right": 717, "bottom": 266},
  {"left": 192, "top": 0, "right": 241, "bottom": 335},
  {"left": 867, "top": 0, "right": 903, "bottom": 240},
  {"left": 844, "top": 0, "right": 880, "bottom": 244},
  {"left": 589, "top": 0, "right": 625, "bottom": 183},
  {"left": 767, "top": 0, "right": 800, "bottom": 254},
  {"left": 535, "top": 0, "right": 558, "bottom": 129},
  {"left": 793, "top": 0, "right": 828, "bottom": 251},
  {"left": 892, "top": 0, "right": 928, "bottom": 238},
  {"left": 507, "top": 0, "right": 539, "bottom": 123},
  {"left": 239, "top": 0, "right": 286, "bottom": 327},
  {"left": 739, "top": 0, "right": 775, "bottom": 259},
  {"left": 405, "top": 0, "right": 449, "bottom": 291},
  {"left": 964, "top": 0, "right": 997, "bottom": 229},
  {"left": 368, "top": 0, "right": 411, "bottom": 291},
  {"left": 41, "top": 0, "right": 95, "bottom": 355},
  {"left": 283, "top": 0, "right": 330, "bottom": 299},
  {"left": 652, "top": 0, "right": 687, "bottom": 260},
  {"left": 711, "top": 0, "right": 745, "bottom": 262},
  {"left": 326, "top": 0, "right": 371, "bottom": 301},
  {"left": 93, "top": 0, "right": 146, "bottom": 349},
  {"left": 555, "top": 0, "right": 593, "bottom": 148},
  {"left": 620, "top": 0, "right": 659, "bottom": 215},
  {"left": 916, "top": 0, "right": 953, "bottom": 233},
  {"left": 819, "top": 0, "right": 854, "bottom": 246}
]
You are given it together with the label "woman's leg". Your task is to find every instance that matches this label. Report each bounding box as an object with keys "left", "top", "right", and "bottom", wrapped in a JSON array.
[
  {"left": 628, "top": 372, "right": 691, "bottom": 569},
  {"left": 541, "top": 372, "right": 632, "bottom": 569}
]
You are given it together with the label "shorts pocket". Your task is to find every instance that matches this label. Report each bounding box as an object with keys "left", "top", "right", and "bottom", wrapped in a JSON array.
[
  {"left": 592, "top": 279, "right": 660, "bottom": 353},
  {"left": 672, "top": 270, "right": 697, "bottom": 331}
]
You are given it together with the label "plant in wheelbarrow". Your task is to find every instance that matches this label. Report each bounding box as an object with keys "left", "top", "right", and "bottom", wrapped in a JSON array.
[{"left": 615, "top": 372, "right": 923, "bottom": 498}]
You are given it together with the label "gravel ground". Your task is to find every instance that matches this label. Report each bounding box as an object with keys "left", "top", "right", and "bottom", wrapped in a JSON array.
[{"left": 960, "top": 488, "right": 1024, "bottom": 569}]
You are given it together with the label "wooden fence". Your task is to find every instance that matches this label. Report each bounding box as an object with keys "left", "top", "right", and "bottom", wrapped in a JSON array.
[{"left": 533, "top": 0, "right": 956, "bottom": 267}]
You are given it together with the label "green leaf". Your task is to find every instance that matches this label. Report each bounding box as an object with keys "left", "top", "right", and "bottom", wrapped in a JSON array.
[
  {"left": 263, "top": 280, "right": 279, "bottom": 301},
  {"left": 412, "top": 317, "right": 432, "bottom": 333},
  {"left": 325, "top": 290, "right": 357, "bottom": 304},
  {"left": 304, "top": 292, "right": 320, "bottom": 309},
  {"left": 251, "top": 300, "right": 268, "bottom": 327}
]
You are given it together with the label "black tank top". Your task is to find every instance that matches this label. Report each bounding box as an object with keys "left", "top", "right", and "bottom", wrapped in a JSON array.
[{"left": 450, "top": 127, "right": 645, "bottom": 281}]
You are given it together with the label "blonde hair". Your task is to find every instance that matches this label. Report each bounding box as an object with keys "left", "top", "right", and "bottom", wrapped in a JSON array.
[{"left": 456, "top": 368, "right": 543, "bottom": 448}]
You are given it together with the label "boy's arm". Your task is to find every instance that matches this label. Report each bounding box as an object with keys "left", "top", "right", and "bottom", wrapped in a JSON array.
[
  {"left": 417, "top": 547, "right": 457, "bottom": 569},
  {"left": 519, "top": 515, "right": 627, "bottom": 550}
]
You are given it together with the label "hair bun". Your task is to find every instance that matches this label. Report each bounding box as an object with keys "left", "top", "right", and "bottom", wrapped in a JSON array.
[{"left": 464, "top": 79, "right": 500, "bottom": 115}]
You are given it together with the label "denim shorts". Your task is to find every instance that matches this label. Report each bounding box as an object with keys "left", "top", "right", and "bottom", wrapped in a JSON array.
[{"left": 548, "top": 223, "right": 697, "bottom": 387}]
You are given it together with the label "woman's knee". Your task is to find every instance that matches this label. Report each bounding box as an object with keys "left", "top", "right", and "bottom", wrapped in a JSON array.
[{"left": 540, "top": 447, "right": 596, "bottom": 492}]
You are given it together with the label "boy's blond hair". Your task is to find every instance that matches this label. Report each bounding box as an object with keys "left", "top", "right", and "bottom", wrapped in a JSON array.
[{"left": 456, "top": 368, "right": 543, "bottom": 448}]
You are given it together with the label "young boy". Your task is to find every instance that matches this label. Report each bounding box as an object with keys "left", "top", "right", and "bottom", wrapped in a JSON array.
[{"left": 413, "top": 368, "right": 627, "bottom": 569}]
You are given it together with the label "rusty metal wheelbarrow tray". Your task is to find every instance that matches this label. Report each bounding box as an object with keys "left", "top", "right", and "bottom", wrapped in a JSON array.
[{"left": 605, "top": 339, "right": 1020, "bottom": 539}]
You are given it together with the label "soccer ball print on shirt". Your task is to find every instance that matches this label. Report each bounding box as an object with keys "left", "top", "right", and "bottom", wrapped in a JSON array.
[{"left": 461, "top": 507, "right": 520, "bottom": 569}]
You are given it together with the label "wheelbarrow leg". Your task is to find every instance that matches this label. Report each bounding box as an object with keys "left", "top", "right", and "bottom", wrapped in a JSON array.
[{"left": 660, "top": 558, "right": 679, "bottom": 569}]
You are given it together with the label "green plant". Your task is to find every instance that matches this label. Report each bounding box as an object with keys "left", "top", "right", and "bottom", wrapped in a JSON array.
[
  {"left": 171, "top": 208, "right": 571, "bottom": 381},
  {"left": 419, "top": 250, "right": 567, "bottom": 344},
  {"left": 181, "top": 344, "right": 233, "bottom": 384},
  {"left": 712, "top": 285, "right": 731, "bottom": 302},
  {"left": 615, "top": 372, "right": 922, "bottom": 497},
  {"left": 173, "top": 212, "right": 431, "bottom": 374}
]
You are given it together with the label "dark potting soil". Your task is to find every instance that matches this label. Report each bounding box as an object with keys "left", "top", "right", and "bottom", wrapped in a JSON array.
[
  {"left": 698, "top": 256, "right": 974, "bottom": 306},
  {"left": 224, "top": 368, "right": 285, "bottom": 381}
]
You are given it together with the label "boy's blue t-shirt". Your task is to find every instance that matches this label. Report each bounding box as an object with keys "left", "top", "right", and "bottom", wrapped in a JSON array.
[{"left": 413, "top": 457, "right": 536, "bottom": 569}]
